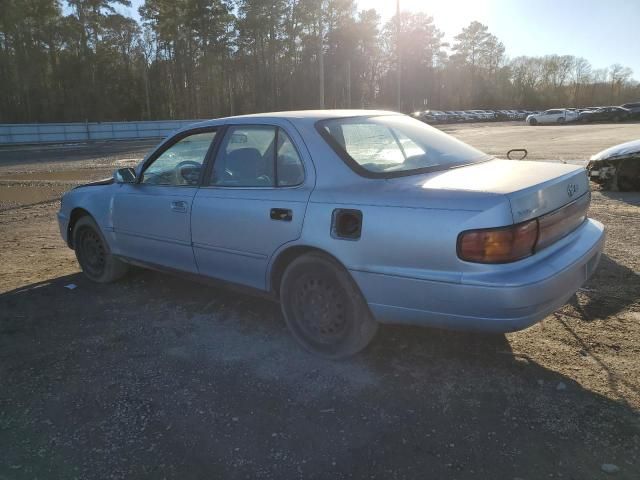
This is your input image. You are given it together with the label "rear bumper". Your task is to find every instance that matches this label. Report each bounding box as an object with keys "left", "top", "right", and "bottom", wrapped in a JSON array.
[{"left": 351, "top": 219, "right": 605, "bottom": 333}]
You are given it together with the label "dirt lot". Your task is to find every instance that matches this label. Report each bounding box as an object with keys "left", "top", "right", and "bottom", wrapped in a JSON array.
[{"left": 1, "top": 122, "right": 639, "bottom": 479}]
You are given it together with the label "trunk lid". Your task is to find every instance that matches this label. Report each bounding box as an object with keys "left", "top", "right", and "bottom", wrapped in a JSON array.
[{"left": 420, "top": 159, "right": 590, "bottom": 223}]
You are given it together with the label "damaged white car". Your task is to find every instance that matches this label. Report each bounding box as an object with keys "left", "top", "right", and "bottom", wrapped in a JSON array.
[{"left": 587, "top": 139, "right": 640, "bottom": 191}]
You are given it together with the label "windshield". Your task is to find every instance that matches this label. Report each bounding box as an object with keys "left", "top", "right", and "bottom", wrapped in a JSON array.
[{"left": 317, "top": 115, "right": 491, "bottom": 177}]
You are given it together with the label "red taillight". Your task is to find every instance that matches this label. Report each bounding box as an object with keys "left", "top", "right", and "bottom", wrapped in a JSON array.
[{"left": 457, "top": 220, "right": 538, "bottom": 264}]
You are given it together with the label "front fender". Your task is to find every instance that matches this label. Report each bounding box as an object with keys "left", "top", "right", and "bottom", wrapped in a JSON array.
[{"left": 59, "top": 184, "right": 118, "bottom": 249}]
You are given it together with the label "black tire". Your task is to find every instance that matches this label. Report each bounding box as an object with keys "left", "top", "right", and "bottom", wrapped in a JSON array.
[
  {"left": 529, "top": 118, "right": 537, "bottom": 126},
  {"left": 613, "top": 115, "right": 621, "bottom": 123},
  {"left": 557, "top": 117, "right": 565, "bottom": 124},
  {"left": 73, "top": 216, "right": 128, "bottom": 283},
  {"left": 280, "top": 252, "right": 378, "bottom": 358}
]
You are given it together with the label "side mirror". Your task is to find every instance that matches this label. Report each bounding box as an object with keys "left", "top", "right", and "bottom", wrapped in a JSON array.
[{"left": 114, "top": 167, "right": 137, "bottom": 183}]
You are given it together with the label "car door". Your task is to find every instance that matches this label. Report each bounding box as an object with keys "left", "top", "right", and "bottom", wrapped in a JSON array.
[
  {"left": 547, "top": 110, "right": 561, "bottom": 123},
  {"left": 191, "top": 121, "right": 314, "bottom": 290},
  {"left": 111, "top": 127, "right": 218, "bottom": 273}
]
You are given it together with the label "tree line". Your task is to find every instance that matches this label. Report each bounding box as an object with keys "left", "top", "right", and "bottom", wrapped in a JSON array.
[{"left": 1, "top": 0, "right": 638, "bottom": 123}]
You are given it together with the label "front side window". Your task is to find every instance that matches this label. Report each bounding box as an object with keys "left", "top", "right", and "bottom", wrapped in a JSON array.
[
  {"left": 317, "top": 115, "right": 490, "bottom": 177},
  {"left": 210, "top": 125, "right": 304, "bottom": 187},
  {"left": 141, "top": 130, "right": 216, "bottom": 186}
]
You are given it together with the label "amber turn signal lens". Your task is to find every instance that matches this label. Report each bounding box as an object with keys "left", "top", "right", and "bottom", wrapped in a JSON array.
[{"left": 457, "top": 220, "right": 538, "bottom": 263}]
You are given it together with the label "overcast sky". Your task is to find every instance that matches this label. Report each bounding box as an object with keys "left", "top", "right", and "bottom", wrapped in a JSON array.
[
  {"left": 123, "top": 0, "right": 639, "bottom": 80},
  {"left": 358, "top": 0, "right": 639, "bottom": 79}
]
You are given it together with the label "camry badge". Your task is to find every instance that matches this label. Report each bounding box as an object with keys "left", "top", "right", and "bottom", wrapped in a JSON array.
[{"left": 567, "top": 183, "right": 578, "bottom": 197}]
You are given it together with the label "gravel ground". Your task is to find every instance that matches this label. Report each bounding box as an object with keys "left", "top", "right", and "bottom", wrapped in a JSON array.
[{"left": 1, "top": 122, "right": 639, "bottom": 479}]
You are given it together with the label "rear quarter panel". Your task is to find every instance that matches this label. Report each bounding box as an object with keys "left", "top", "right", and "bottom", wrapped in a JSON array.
[{"left": 273, "top": 189, "right": 513, "bottom": 287}]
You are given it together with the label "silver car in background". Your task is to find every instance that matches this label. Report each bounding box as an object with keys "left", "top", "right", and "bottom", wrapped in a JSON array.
[
  {"left": 58, "top": 110, "right": 605, "bottom": 357},
  {"left": 527, "top": 108, "right": 579, "bottom": 125}
]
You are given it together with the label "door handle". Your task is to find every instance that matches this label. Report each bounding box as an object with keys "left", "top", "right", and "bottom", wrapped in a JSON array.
[
  {"left": 270, "top": 208, "right": 292, "bottom": 221},
  {"left": 171, "top": 200, "right": 188, "bottom": 213}
]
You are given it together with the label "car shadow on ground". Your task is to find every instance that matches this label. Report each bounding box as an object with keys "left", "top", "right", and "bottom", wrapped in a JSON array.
[
  {"left": 566, "top": 253, "right": 640, "bottom": 322},
  {"left": 599, "top": 189, "right": 640, "bottom": 206},
  {"left": 1, "top": 270, "right": 639, "bottom": 479}
]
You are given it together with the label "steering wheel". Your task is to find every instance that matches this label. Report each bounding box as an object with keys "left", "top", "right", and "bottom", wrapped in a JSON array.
[
  {"left": 174, "top": 160, "right": 202, "bottom": 185},
  {"left": 256, "top": 174, "right": 272, "bottom": 186}
]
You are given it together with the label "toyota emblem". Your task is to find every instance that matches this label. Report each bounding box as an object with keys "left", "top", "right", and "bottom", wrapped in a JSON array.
[{"left": 567, "top": 183, "right": 578, "bottom": 197}]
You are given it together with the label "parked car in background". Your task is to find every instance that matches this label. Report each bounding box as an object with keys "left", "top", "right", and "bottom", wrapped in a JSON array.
[
  {"left": 411, "top": 110, "right": 449, "bottom": 124},
  {"left": 444, "top": 111, "right": 463, "bottom": 123},
  {"left": 433, "top": 110, "right": 452, "bottom": 123},
  {"left": 620, "top": 102, "right": 640, "bottom": 118},
  {"left": 579, "top": 106, "right": 631, "bottom": 123},
  {"left": 411, "top": 111, "right": 432, "bottom": 123},
  {"left": 58, "top": 110, "right": 605, "bottom": 357},
  {"left": 462, "top": 110, "right": 482, "bottom": 121},
  {"left": 454, "top": 111, "right": 474, "bottom": 121},
  {"left": 411, "top": 110, "right": 435, "bottom": 123},
  {"left": 481, "top": 110, "right": 497, "bottom": 120},
  {"left": 587, "top": 139, "right": 640, "bottom": 191},
  {"left": 469, "top": 110, "right": 492, "bottom": 120},
  {"left": 526, "top": 109, "right": 579, "bottom": 125}
]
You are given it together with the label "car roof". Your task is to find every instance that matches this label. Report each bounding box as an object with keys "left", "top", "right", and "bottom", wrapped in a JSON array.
[{"left": 191, "top": 109, "right": 398, "bottom": 127}]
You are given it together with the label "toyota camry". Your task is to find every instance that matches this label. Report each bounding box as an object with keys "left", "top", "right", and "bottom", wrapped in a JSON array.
[{"left": 58, "top": 110, "right": 605, "bottom": 357}]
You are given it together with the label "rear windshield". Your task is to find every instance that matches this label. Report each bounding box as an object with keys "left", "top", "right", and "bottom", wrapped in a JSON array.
[{"left": 316, "top": 115, "right": 490, "bottom": 177}]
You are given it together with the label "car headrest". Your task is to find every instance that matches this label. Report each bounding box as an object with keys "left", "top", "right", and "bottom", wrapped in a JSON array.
[{"left": 226, "top": 147, "right": 263, "bottom": 179}]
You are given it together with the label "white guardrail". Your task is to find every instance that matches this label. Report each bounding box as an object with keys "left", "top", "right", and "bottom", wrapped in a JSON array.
[{"left": 0, "top": 120, "right": 205, "bottom": 145}]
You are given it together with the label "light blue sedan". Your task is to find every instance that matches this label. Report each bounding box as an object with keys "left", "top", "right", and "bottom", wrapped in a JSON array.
[{"left": 58, "top": 110, "right": 605, "bottom": 357}]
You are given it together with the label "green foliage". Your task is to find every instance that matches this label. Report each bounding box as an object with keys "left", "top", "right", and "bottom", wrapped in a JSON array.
[{"left": 0, "top": 1, "right": 638, "bottom": 122}]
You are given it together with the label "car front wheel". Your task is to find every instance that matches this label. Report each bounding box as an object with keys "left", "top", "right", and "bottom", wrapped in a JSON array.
[
  {"left": 529, "top": 118, "right": 537, "bottom": 126},
  {"left": 280, "top": 252, "right": 378, "bottom": 358},
  {"left": 73, "top": 216, "right": 128, "bottom": 283}
]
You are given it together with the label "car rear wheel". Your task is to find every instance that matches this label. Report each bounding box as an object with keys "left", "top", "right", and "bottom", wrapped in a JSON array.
[
  {"left": 73, "top": 216, "right": 128, "bottom": 283},
  {"left": 280, "top": 252, "right": 378, "bottom": 358},
  {"left": 529, "top": 118, "right": 537, "bottom": 126}
]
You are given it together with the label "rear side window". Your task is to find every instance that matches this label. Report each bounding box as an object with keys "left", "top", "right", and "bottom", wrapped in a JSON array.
[
  {"left": 210, "top": 126, "right": 304, "bottom": 187},
  {"left": 317, "top": 115, "right": 490, "bottom": 178},
  {"left": 276, "top": 130, "right": 305, "bottom": 186}
]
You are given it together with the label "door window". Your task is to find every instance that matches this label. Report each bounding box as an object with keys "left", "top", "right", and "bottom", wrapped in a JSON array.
[
  {"left": 141, "top": 130, "right": 216, "bottom": 186},
  {"left": 210, "top": 126, "right": 304, "bottom": 187}
]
